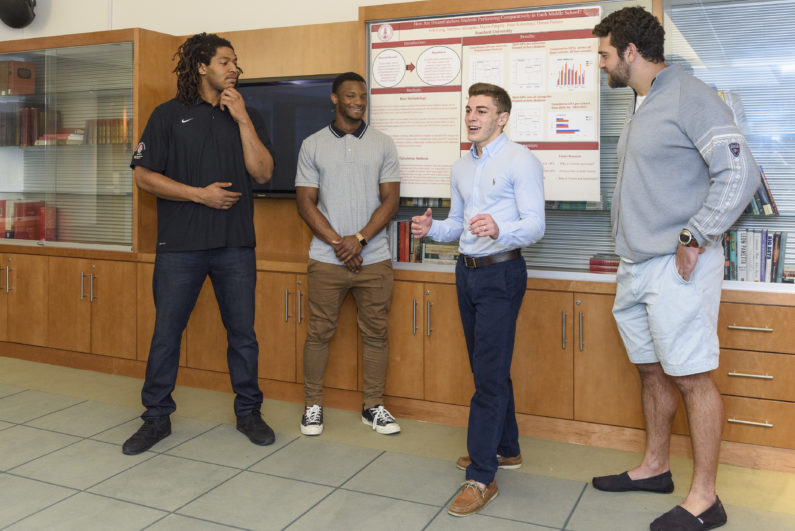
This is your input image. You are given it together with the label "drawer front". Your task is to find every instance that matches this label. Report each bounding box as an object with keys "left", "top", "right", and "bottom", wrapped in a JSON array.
[
  {"left": 716, "top": 349, "right": 795, "bottom": 402},
  {"left": 718, "top": 303, "right": 795, "bottom": 354},
  {"left": 722, "top": 395, "right": 795, "bottom": 449}
]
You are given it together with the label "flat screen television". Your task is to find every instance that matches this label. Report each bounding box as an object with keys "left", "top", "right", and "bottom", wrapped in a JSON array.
[{"left": 238, "top": 75, "right": 337, "bottom": 197}]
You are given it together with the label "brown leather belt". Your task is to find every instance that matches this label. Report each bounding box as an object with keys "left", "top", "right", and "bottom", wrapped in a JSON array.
[{"left": 460, "top": 249, "right": 521, "bottom": 269}]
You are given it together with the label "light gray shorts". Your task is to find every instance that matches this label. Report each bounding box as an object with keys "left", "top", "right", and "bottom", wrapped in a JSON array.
[{"left": 612, "top": 245, "right": 724, "bottom": 376}]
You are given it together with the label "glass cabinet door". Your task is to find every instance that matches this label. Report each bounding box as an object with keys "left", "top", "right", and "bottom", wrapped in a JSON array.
[{"left": 0, "top": 41, "right": 133, "bottom": 250}]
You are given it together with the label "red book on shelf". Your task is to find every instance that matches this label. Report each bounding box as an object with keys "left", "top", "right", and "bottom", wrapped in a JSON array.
[
  {"left": 589, "top": 264, "right": 618, "bottom": 273},
  {"left": 398, "top": 221, "right": 408, "bottom": 262},
  {"left": 589, "top": 257, "right": 619, "bottom": 266},
  {"left": 40, "top": 206, "right": 56, "bottom": 241}
]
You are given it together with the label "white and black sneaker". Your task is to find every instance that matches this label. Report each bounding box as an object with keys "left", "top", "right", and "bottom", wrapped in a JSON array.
[
  {"left": 301, "top": 404, "right": 323, "bottom": 436},
  {"left": 362, "top": 405, "right": 400, "bottom": 435}
]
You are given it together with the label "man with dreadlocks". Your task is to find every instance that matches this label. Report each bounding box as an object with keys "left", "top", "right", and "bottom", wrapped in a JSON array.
[{"left": 125, "top": 33, "right": 275, "bottom": 455}]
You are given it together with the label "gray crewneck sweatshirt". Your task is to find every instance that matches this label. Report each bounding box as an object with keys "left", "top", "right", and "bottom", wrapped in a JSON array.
[{"left": 612, "top": 64, "right": 760, "bottom": 262}]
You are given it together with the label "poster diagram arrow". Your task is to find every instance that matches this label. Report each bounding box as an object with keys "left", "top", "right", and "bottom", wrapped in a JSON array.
[{"left": 406, "top": 63, "right": 416, "bottom": 71}]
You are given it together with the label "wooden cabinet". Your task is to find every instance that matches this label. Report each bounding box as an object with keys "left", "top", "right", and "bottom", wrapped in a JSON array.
[
  {"left": 47, "top": 257, "right": 136, "bottom": 358},
  {"left": 715, "top": 302, "right": 795, "bottom": 449},
  {"left": 385, "top": 280, "right": 425, "bottom": 399},
  {"left": 405, "top": 282, "right": 472, "bottom": 405},
  {"left": 573, "top": 292, "right": 644, "bottom": 428},
  {"left": 184, "top": 270, "right": 358, "bottom": 390},
  {"left": 513, "top": 290, "right": 574, "bottom": 419},
  {"left": 5, "top": 254, "right": 48, "bottom": 347}
]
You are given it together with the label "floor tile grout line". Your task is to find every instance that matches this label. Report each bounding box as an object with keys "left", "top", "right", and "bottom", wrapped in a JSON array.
[
  {"left": 421, "top": 486, "right": 461, "bottom": 530},
  {"left": 337, "top": 486, "right": 445, "bottom": 509},
  {"left": 5, "top": 431, "right": 89, "bottom": 473},
  {"left": 243, "top": 435, "right": 300, "bottom": 470},
  {"left": 142, "top": 509, "right": 252, "bottom": 531},
  {"left": 282, "top": 449, "right": 388, "bottom": 530},
  {"left": 561, "top": 482, "right": 588, "bottom": 531},
  {"left": 153, "top": 421, "right": 224, "bottom": 454},
  {"left": 19, "top": 398, "right": 90, "bottom": 424},
  {"left": 0, "top": 489, "right": 83, "bottom": 531},
  {"left": 0, "top": 388, "right": 31, "bottom": 401}
]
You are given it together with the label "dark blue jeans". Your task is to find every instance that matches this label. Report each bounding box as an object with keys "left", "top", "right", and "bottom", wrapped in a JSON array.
[
  {"left": 456, "top": 255, "right": 526, "bottom": 485},
  {"left": 141, "top": 247, "right": 263, "bottom": 419}
]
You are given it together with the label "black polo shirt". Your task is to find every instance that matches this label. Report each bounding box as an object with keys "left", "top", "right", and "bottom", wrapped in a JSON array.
[{"left": 131, "top": 98, "right": 272, "bottom": 252}]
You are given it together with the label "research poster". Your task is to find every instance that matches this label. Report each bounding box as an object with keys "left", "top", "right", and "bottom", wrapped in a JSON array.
[{"left": 368, "top": 7, "right": 602, "bottom": 200}]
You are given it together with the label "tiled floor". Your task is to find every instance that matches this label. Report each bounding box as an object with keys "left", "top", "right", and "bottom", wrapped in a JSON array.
[{"left": 1, "top": 357, "right": 794, "bottom": 530}]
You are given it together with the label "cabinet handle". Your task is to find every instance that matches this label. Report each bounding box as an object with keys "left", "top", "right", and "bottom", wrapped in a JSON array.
[
  {"left": 561, "top": 310, "right": 566, "bottom": 349},
  {"left": 6, "top": 266, "right": 10, "bottom": 293},
  {"left": 426, "top": 300, "right": 432, "bottom": 337},
  {"left": 727, "top": 371, "right": 773, "bottom": 380},
  {"left": 297, "top": 289, "right": 303, "bottom": 324},
  {"left": 80, "top": 272, "right": 85, "bottom": 300},
  {"left": 284, "top": 289, "right": 292, "bottom": 322},
  {"left": 90, "top": 273, "right": 96, "bottom": 302},
  {"left": 727, "top": 325, "right": 773, "bottom": 333},
  {"left": 412, "top": 298, "right": 417, "bottom": 335},
  {"left": 728, "top": 418, "right": 773, "bottom": 428},
  {"left": 578, "top": 312, "right": 583, "bottom": 352}
]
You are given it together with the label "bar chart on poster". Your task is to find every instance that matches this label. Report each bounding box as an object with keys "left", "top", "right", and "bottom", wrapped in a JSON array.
[{"left": 368, "top": 7, "right": 602, "bottom": 200}]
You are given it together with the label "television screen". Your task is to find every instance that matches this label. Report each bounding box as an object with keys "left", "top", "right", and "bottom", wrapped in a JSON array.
[{"left": 238, "top": 76, "right": 337, "bottom": 197}]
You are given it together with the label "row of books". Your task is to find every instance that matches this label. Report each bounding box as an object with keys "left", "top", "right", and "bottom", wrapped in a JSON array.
[
  {"left": 0, "top": 200, "right": 56, "bottom": 241},
  {"left": 398, "top": 197, "right": 451, "bottom": 208},
  {"left": 745, "top": 166, "right": 779, "bottom": 216},
  {"left": 723, "top": 229, "right": 790, "bottom": 283},
  {"left": 388, "top": 220, "right": 459, "bottom": 264},
  {"left": 0, "top": 107, "right": 130, "bottom": 146}
]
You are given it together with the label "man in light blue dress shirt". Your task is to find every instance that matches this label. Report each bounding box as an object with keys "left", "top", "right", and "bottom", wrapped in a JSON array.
[{"left": 412, "top": 82, "right": 545, "bottom": 516}]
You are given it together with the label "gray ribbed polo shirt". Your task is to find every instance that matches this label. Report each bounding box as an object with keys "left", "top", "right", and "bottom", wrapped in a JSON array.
[{"left": 295, "top": 122, "right": 400, "bottom": 265}]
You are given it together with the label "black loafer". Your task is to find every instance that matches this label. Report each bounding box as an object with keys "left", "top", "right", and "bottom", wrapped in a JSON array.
[
  {"left": 650, "top": 496, "right": 727, "bottom": 531},
  {"left": 122, "top": 416, "right": 171, "bottom": 455},
  {"left": 592, "top": 470, "right": 674, "bottom": 493},
  {"left": 236, "top": 411, "right": 275, "bottom": 446}
]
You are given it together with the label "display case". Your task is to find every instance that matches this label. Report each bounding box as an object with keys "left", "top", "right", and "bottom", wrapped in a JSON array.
[{"left": 0, "top": 41, "right": 135, "bottom": 251}]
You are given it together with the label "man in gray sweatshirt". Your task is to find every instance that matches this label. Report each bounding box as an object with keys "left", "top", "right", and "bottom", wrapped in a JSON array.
[{"left": 590, "top": 7, "right": 759, "bottom": 531}]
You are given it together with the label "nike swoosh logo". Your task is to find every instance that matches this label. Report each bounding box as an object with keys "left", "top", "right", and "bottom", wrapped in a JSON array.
[{"left": 181, "top": 118, "right": 194, "bottom": 123}]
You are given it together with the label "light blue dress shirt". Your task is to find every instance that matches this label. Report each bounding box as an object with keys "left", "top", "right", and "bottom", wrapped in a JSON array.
[{"left": 427, "top": 133, "right": 545, "bottom": 257}]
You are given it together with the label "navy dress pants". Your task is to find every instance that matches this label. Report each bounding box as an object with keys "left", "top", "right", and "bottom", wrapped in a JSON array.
[
  {"left": 455, "top": 255, "right": 526, "bottom": 485},
  {"left": 141, "top": 247, "right": 263, "bottom": 419}
]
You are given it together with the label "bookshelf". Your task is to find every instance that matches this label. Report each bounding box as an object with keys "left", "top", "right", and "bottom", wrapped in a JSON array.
[{"left": 0, "top": 42, "right": 134, "bottom": 250}]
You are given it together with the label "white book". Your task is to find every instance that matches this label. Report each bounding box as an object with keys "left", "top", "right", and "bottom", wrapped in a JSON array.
[
  {"left": 737, "top": 229, "right": 748, "bottom": 281},
  {"left": 752, "top": 229, "right": 762, "bottom": 282}
]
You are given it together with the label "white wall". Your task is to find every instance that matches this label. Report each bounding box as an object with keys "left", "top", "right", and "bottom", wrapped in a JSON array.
[{"left": 0, "top": 0, "right": 414, "bottom": 42}]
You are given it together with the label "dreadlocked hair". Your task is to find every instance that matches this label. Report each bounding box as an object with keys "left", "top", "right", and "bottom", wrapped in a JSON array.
[{"left": 173, "top": 33, "right": 242, "bottom": 104}]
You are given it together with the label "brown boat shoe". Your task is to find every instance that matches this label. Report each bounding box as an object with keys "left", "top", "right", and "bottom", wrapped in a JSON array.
[
  {"left": 456, "top": 454, "right": 522, "bottom": 470},
  {"left": 448, "top": 479, "right": 499, "bottom": 517}
]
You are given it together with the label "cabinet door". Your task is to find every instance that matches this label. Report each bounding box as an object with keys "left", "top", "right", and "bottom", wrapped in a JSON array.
[
  {"left": 0, "top": 255, "right": 7, "bottom": 341},
  {"left": 136, "top": 263, "right": 186, "bottom": 365},
  {"left": 423, "top": 282, "right": 473, "bottom": 405},
  {"left": 295, "top": 273, "right": 359, "bottom": 392},
  {"left": 513, "top": 290, "right": 574, "bottom": 419},
  {"left": 186, "top": 278, "right": 228, "bottom": 372},
  {"left": 47, "top": 257, "right": 92, "bottom": 352},
  {"left": 573, "top": 293, "right": 644, "bottom": 428},
  {"left": 255, "top": 271, "right": 297, "bottom": 382},
  {"left": 385, "top": 280, "right": 425, "bottom": 399},
  {"left": 7, "top": 254, "right": 49, "bottom": 347},
  {"left": 91, "top": 260, "right": 136, "bottom": 359}
]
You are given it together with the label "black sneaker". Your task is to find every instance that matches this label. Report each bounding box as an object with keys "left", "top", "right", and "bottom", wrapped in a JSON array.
[
  {"left": 236, "top": 411, "right": 275, "bottom": 446},
  {"left": 300, "top": 404, "right": 323, "bottom": 436},
  {"left": 122, "top": 416, "right": 171, "bottom": 455},
  {"left": 362, "top": 405, "right": 401, "bottom": 435}
]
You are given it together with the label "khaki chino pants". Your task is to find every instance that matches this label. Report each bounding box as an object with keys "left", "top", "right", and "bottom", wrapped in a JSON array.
[{"left": 303, "top": 259, "right": 393, "bottom": 409}]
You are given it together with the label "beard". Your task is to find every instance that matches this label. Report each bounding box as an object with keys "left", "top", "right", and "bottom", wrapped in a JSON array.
[{"left": 606, "top": 57, "right": 631, "bottom": 88}]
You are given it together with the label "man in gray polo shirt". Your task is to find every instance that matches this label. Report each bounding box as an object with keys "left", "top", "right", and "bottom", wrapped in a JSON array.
[{"left": 295, "top": 72, "right": 401, "bottom": 436}]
